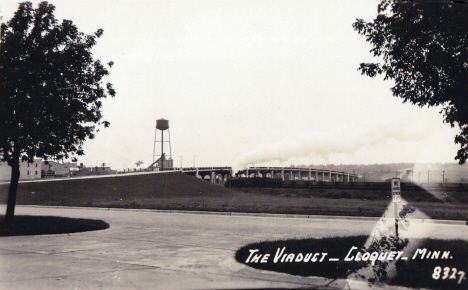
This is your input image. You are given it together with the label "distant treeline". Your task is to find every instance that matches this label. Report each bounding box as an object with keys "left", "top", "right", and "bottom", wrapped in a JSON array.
[{"left": 289, "top": 163, "right": 468, "bottom": 182}]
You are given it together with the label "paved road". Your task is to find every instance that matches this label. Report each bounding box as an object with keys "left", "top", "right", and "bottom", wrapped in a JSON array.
[
  {"left": 1, "top": 206, "right": 467, "bottom": 289},
  {"left": 0, "top": 170, "right": 170, "bottom": 185}
]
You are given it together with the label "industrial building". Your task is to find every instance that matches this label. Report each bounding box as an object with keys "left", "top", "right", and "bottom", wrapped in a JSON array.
[
  {"left": 0, "top": 159, "right": 42, "bottom": 181},
  {"left": 151, "top": 153, "right": 173, "bottom": 170},
  {"left": 41, "top": 161, "right": 81, "bottom": 177}
]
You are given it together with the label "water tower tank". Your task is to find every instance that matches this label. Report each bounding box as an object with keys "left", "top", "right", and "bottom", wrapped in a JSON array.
[{"left": 156, "top": 118, "right": 169, "bottom": 131}]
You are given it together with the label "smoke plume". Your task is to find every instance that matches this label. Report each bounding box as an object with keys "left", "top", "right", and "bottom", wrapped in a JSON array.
[{"left": 236, "top": 118, "right": 429, "bottom": 167}]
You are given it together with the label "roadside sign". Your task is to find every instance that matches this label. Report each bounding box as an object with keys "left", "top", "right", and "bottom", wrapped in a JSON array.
[{"left": 391, "top": 178, "right": 401, "bottom": 202}]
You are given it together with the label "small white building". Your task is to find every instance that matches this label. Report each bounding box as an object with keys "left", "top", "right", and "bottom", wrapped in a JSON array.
[{"left": 0, "top": 160, "right": 42, "bottom": 181}]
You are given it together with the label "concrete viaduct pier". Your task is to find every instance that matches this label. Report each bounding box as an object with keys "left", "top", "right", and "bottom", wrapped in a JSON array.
[
  {"left": 175, "top": 167, "right": 232, "bottom": 184},
  {"left": 236, "top": 167, "right": 358, "bottom": 182}
]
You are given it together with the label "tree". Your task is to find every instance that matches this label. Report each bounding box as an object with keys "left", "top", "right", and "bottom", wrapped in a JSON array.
[
  {"left": 353, "top": 0, "right": 468, "bottom": 163},
  {"left": 135, "top": 160, "right": 144, "bottom": 167},
  {"left": 0, "top": 2, "right": 115, "bottom": 222}
]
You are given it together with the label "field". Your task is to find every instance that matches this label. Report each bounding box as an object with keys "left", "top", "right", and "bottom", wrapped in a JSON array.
[
  {"left": 1, "top": 172, "right": 467, "bottom": 220},
  {"left": 235, "top": 187, "right": 468, "bottom": 220}
]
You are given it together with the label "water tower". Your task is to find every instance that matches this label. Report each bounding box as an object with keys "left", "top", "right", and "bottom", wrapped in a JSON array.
[{"left": 150, "top": 118, "right": 172, "bottom": 170}]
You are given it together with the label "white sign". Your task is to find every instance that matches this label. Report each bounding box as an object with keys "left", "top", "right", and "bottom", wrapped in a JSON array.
[{"left": 391, "top": 178, "right": 401, "bottom": 202}]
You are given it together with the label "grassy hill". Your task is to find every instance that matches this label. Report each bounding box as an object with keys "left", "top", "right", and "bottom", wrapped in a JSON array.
[
  {"left": 0, "top": 172, "right": 467, "bottom": 220},
  {"left": 0, "top": 172, "right": 235, "bottom": 207}
]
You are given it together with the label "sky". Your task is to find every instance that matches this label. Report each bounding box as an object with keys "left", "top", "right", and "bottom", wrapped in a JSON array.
[{"left": 0, "top": 0, "right": 462, "bottom": 171}]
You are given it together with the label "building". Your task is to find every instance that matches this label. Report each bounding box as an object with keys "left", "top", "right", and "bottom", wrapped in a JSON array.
[
  {"left": 0, "top": 160, "right": 42, "bottom": 181},
  {"left": 76, "top": 166, "right": 115, "bottom": 175},
  {"left": 150, "top": 153, "right": 173, "bottom": 170},
  {"left": 41, "top": 161, "right": 80, "bottom": 177}
]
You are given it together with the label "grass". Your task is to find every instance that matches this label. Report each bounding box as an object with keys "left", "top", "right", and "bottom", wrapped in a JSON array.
[
  {"left": 235, "top": 236, "right": 468, "bottom": 289},
  {"left": 237, "top": 187, "right": 444, "bottom": 202},
  {"left": 448, "top": 191, "right": 468, "bottom": 204},
  {"left": 1, "top": 172, "right": 467, "bottom": 220},
  {"left": 0, "top": 215, "right": 109, "bottom": 236},
  {"left": 0, "top": 172, "right": 236, "bottom": 204}
]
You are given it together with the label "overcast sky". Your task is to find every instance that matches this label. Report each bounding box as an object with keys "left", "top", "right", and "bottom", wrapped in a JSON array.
[{"left": 1, "top": 0, "right": 461, "bottom": 170}]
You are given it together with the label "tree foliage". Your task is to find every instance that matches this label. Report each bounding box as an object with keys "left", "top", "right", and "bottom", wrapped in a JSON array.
[
  {"left": 353, "top": 0, "right": 468, "bottom": 163},
  {"left": 135, "top": 160, "right": 144, "bottom": 167},
  {"left": 0, "top": 2, "right": 115, "bottom": 221}
]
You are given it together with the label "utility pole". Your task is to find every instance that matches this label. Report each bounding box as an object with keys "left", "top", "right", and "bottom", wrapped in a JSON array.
[
  {"left": 443, "top": 171, "right": 446, "bottom": 219},
  {"left": 161, "top": 128, "right": 164, "bottom": 171},
  {"left": 428, "top": 170, "right": 430, "bottom": 183},
  {"left": 395, "top": 202, "right": 399, "bottom": 240},
  {"left": 391, "top": 178, "right": 401, "bottom": 240}
]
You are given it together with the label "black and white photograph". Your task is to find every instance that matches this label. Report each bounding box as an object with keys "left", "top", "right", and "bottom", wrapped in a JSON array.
[{"left": 1, "top": 0, "right": 467, "bottom": 289}]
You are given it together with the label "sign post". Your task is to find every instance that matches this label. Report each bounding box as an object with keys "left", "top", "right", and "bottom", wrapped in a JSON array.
[{"left": 391, "top": 178, "right": 401, "bottom": 239}]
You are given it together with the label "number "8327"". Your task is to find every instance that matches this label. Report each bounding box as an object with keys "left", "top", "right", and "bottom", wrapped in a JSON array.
[{"left": 432, "top": 266, "right": 465, "bottom": 285}]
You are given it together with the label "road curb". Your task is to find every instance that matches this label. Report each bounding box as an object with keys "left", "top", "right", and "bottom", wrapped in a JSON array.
[{"left": 16, "top": 205, "right": 467, "bottom": 225}]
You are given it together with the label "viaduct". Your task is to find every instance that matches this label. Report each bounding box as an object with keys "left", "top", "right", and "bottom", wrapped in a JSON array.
[
  {"left": 236, "top": 167, "right": 359, "bottom": 182},
  {"left": 150, "top": 166, "right": 359, "bottom": 184},
  {"left": 177, "top": 167, "right": 232, "bottom": 184}
]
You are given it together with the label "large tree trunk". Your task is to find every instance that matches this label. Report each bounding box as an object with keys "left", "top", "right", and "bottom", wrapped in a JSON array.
[{"left": 5, "top": 161, "right": 20, "bottom": 223}]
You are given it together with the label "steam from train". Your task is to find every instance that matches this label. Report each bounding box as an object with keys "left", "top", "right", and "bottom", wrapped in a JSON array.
[{"left": 236, "top": 118, "right": 429, "bottom": 167}]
